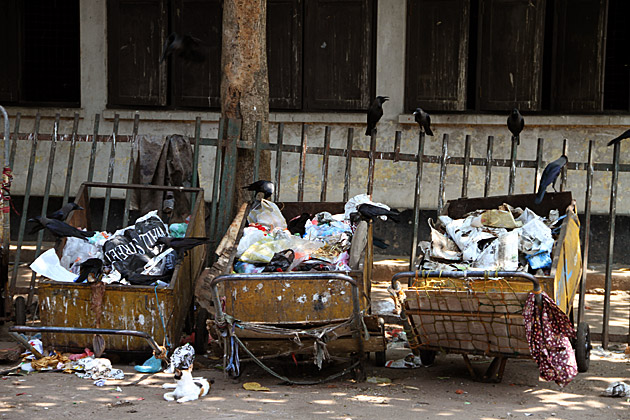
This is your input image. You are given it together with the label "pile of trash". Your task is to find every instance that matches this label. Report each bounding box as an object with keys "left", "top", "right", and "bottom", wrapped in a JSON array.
[
  {"left": 30, "top": 210, "right": 190, "bottom": 286},
  {"left": 233, "top": 194, "right": 391, "bottom": 274},
  {"left": 417, "top": 204, "right": 564, "bottom": 273}
]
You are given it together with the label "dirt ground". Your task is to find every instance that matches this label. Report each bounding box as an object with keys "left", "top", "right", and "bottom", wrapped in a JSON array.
[{"left": 0, "top": 342, "right": 629, "bottom": 420}]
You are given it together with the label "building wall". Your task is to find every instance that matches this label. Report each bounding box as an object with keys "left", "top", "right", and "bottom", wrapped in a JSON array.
[{"left": 3, "top": 0, "right": 630, "bottom": 214}]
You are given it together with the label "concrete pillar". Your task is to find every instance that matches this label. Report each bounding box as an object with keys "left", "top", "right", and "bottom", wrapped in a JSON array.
[
  {"left": 376, "top": 0, "right": 406, "bottom": 121},
  {"left": 80, "top": 0, "right": 108, "bottom": 119}
]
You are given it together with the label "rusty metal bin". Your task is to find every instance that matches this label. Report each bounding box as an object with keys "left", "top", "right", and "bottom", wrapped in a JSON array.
[{"left": 37, "top": 182, "right": 206, "bottom": 353}]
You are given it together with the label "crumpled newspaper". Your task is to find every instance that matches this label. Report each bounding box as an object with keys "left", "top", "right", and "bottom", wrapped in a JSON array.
[
  {"left": 72, "top": 356, "right": 124, "bottom": 380},
  {"left": 603, "top": 381, "right": 630, "bottom": 397}
]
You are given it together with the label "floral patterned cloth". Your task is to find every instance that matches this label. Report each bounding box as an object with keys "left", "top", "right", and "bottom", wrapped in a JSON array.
[{"left": 523, "top": 291, "right": 577, "bottom": 387}]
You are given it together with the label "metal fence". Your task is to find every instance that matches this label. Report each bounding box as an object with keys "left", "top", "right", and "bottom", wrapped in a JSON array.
[{"left": 0, "top": 111, "right": 627, "bottom": 348}]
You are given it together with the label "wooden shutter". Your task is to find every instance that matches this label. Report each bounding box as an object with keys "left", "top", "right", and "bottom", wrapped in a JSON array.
[
  {"left": 267, "top": 0, "right": 302, "bottom": 110},
  {"left": 172, "top": 0, "right": 222, "bottom": 108},
  {"left": 405, "top": 0, "right": 470, "bottom": 111},
  {"left": 108, "top": 0, "right": 167, "bottom": 107},
  {"left": 552, "top": 0, "right": 608, "bottom": 112},
  {"left": 477, "top": 0, "right": 546, "bottom": 111},
  {"left": 304, "top": 0, "right": 374, "bottom": 111},
  {"left": 0, "top": 0, "right": 19, "bottom": 102}
]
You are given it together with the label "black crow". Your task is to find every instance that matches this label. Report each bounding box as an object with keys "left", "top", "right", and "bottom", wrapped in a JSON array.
[
  {"left": 160, "top": 32, "right": 206, "bottom": 63},
  {"left": 366, "top": 96, "right": 389, "bottom": 136},
  {"left": 535, "top": 155, "right": 568, "bottom": 204},
  {"left": 355, "top": 203, "right": 400, "bottom": 223},
  {"left": 287, "top": 213, "right": 311, "bottom": 237},
  {"left": 607, "top": 129, "right": 630, "bottom": 147},
  {"left": 75, "top": 258, "right": 104, "bottom": 283},
  {"left": 242, "top": 180, "right": 274, "bottom": 199},
  {"left": 28, "top": 216, "right": 94, "bottom": 240},
  {"left": 156, "top": 236, "right": 209, "bottom": 259},
  {"left": 413, "top": 108, "right": 434, "bottom": 136},
  {"left": 507, "top": 108, "right": 524, "bottom": 139},
  {"left": 29, "top": 202, "right": 84, "bottom": 234},
  {"left": 118, "top": 267, "right": 173, "bottom": 286}
]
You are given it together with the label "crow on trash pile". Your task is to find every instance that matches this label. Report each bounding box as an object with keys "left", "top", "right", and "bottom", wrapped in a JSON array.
[
  {"left": 156, "top": 237, "right": 209, "bottom": 260},
  {"left": 29, "top": 202, "right": 84, "bottom": 234},
  {"left": 242, "top": 180, "right": 274, "bottom": 199},
  {"left": 75, "top": 258, "right": 104, "bottom": 283},
  {"left": 535, "top": 155, "right": 568, "bottom": 204},
  {"left": 366, "top": 96, "right": 389, "bottom": 136},
  {"left": 28, "top": 216, "right": 94, "bottom": 240},
  {"left": 352, "top": 203, "right": 400, "bottom": 223},
  {"left": 413, "top": 108, "right": 434, "bottom": 136}
]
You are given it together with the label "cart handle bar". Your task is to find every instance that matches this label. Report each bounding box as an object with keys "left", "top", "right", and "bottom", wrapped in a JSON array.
[
  {"left": 9, "top": 325, "right": 165, "bottom": 357},
  {"left": 391, "top": 270, "right": 541, "bottom": 293}
]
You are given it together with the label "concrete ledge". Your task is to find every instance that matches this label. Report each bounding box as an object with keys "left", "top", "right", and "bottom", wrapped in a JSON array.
[{"left": 398, "top": 113, "right": 630, "bottom": 128}]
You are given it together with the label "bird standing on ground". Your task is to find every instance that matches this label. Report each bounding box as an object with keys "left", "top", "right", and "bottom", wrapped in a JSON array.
[
  {"left": 160, "top": 32, "right": 206, "bottom": 63},
  {"left": 28, "top": 216, "right": 94, "bottom": 240},
  {"left": 156, "top": 237, "right": 209, "bottom": 260},
  {"left": 242, "top": 180, "right": 274, "bottom": 200},
  {"left": 535, "top": 155, "right": 568, "bottom": 204},
  {"left": 29, "top": 202, "right": 84, "bottom": 234},
  {"left": 507, "top": 108, "right": 524, "bottom": 140},
  {"left": 413, "top": 108, "right": 434, "bottom": 136},
  {"left": 365, "top": 96, "right": 389, "bottom": 136},
  {"left": 75, "top": 258, "right": 104, "bottom": 283},
  {"left": 353, "top": 203, "right": 400, "bottom": 223},
  {"left": 607, "top": 129, "right": 630, "bottom": 146}
]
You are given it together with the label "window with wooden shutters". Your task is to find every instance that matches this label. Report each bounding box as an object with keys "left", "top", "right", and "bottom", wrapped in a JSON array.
[
  {"left": 551, "top": 0, "right": 607, "bottom": 112},
  {"left": 267, "top": 0, "right": 303, "bottom": 110},
  {"left": 107, "top": 0, "right": 167, "bottom": 107},
  {"left": 477, "top": 0, "right": 546, "bottom": 111},
  {"left": 303, "top": 0, "right": 374, "bottom": 111},
  {"left": 405, "top": 0, "right": 470, "bottom": 112},
  {"left": 172, "top": 0, "right": 222, "bottom": 108}
]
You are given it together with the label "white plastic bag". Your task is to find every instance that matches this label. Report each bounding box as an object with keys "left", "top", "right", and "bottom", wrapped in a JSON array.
[
  {"left": 247, "top": 199, "right": 287, "bottom": 229},
  {"left": 236, "top": 227, "right": 268, "bottom": 258},
  {"left": 60, "top": 237, "right": 103, "bottom": 273}
]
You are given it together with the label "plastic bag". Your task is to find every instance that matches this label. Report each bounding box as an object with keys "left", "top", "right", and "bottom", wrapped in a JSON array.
[
  {"left": 237, "top": 227, "right": 269, "bottom": 258},
  {"left": 240, "top": 230, "right": 323, "bottom": 264},
  {"left": 344, "top": 194, "right": 391, "bottom": 221},
  {"left": 103, "top": 210, "right": 168, "bottom": 266},
  {"left": 61, "top": 237, "right": 103, "bottom": 273},
  {"left": 169, "top": 222, "right": 188, "bottom": 238},
  {"left": 247, "top": 199, "right": 287, "bottom": 229}
]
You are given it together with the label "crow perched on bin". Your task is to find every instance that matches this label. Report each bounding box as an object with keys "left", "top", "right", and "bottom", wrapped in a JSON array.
[
  {"left": 28, "top": 216, "right": 95, "bottom": 240},
  {"left": 607, "top": 129, "right": 630, "bottom": 146},
  {"left": 507, "top": 108, "right": 524, "bottom": 140},
  {"left": 535, "top": 155, "right": 568, "bottom": 204},
  {"left": 352, "top": 203, "right": 400, "bottom": 223},
  {"left": 29, "top": 202, "right": 83, "bottom": 234},
  {"left": 75, "top": 258, "right": 104, "bottom": 283},
  {"left": 242, "top": 180, "right": 274, "bottom": 199},
  {"left": 413, "top": 108, "right": 434, "bottom": 136},
  {"left": 366, "top": 96, "right": 389, "bottom": 136},
  {"left": 160, "top": 32, "right": 206, "bottom": 63},
  {"left": 156, "top": 237, "right": 209, "bottom": 260}
]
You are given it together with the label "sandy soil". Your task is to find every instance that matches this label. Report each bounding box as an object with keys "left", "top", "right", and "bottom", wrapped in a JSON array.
[{"left": 0, "top": 345, "right": 629, "bottom": 420}]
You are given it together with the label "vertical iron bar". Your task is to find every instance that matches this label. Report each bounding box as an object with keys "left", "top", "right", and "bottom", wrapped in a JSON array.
[
  {"left": 253, "top": 120, "right": 262, "bottom": 183},
  {"left": 220, "top": 118, "right": 240, "bottom": 238},
  {"left": 122, "top": 113, "right": 139, "bottom": 227},
  {"left": 560, "top": 138, "right": 568, "bottom": 192},
  {"left": 62, "top": 113, "right": 80, "bottom": 206},
  {"left": 10, "top": 114, "right": 41, "bottom": 292},
  {"left": 534, "top": 137, "right": 544, "bottom": 193},
  {"left": 297, "top": 124, "right": 308, "bottom": 202},
  {"left": 367, "top": 131, "right": 377, "bottom": 196},
  {"left": 87, "top": 114, "right": 100, "bottom": 184},
  {"left": 27, "top": 114, "right": 61, "bottom": 308},
  {"left": 484, "top": 136, "right": 494, "bottom": 197},
  {"left": 9, "top": 112, "right": 20, "bottom": 169},
  {"left": 393, "top": 131, "right": 401, "bottom": 163},
  {"left": 461, "top": 134, "right": 471, "bottom": 198},
  {"left": 320, "top": 126, "right": 331, "bottom": 202},
  {"left": 508, "top": 135, "right": 518, "bottom": 195},
  {"left": 409, "top": 132, "right": 426, "bottom": 272},
  {"left": 343, "top": 128, "right": 354, "bottom": 202},
  {"left": 101, "top": 114, "right": 119, "bottom": 232},
  {"left": 190, "top": 117, "right": 202, "bottom": 212},
  {"left": 602, "top": 141, "right": 620, "bottom": 349},
  {"left": 274, "top": 123, "right": 284, "bottom": 202},
  {"left": 437, "top": 133, "right": 449, "bottom": 214},
  {"left": 578, "top": 140, "right": 594, "bottom": 326},
  {"left": 208, "top": 119, "right": 225, "bottom": 258}
]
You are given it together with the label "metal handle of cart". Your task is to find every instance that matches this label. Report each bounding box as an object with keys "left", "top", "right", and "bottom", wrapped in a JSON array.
[
  {"left": 210, "top": 272, "right": 362, "bottom": 327},
  {"left": 9, "top": 325, "right": 166, "bottom": 357}
]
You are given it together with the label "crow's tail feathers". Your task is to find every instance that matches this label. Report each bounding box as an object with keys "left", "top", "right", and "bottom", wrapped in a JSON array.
[{"left": 425, "top": 127, "right": 434, "bottom": 136}]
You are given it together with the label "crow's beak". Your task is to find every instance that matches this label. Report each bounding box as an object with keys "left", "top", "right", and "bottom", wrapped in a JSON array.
[{"left": 413, "top": 110, "right": 418, "bottom": 115}]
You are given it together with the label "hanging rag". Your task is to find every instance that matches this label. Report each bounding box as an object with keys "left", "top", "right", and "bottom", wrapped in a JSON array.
[
  {"left": 130, "top": 134, "right": 195, "bottom": 221},
  {"left": 523, "top": 291, "right": 577, "bottom": 387}
]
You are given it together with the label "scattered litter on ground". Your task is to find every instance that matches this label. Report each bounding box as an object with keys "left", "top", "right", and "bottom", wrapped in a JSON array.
[
  {"left": 243, "top": 382, "right": 270, "bottom": 392},
  {"left": 366, "top": 376, "right": 392, "bottom": 384},
  {"left": 603, "top": 381, "right": 630, "bottom": 397}
]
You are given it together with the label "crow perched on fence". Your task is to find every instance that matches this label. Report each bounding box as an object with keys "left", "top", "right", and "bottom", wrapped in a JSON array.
[
  {"left": 28, "top": 216, "right": 94, "bottom": 240},
  {"left": 75, "top": 258, "right": 103, "bottom": 283},
  {"left": 160, "top": 32, "right": 206, "bottom": 63},
  {"left": 242, "top": 180, "right": 274, "bottom": 199},
  {"left": 535, "top": 155, "right": 568, "bottom": 204},
  {"left": 413, "top": 108, "right": 434, "bottom": 136},
  {"left": 607, "top": 129, "right": 630, "bottom": 147},
  {"left": 29, "top": 202, "right": 84, "bottom": 234},
  {"left": 507, "top": 108, "right": 524, "bottom": 139},
  {"left": 365, "top": 96, "right": 389, "bottom": 136},
  {"left": 156, "top": 237, "right": 209, "bottom": 260}
]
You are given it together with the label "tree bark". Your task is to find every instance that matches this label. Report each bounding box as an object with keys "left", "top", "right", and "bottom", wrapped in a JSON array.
[{"left": 221, "top": 0, "right": 271, "bottom": 214}]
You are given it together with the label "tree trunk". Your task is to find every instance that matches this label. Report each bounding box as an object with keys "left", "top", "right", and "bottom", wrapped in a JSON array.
[{"left": 221, "top": 0, "right": 271, "bottom": 214}]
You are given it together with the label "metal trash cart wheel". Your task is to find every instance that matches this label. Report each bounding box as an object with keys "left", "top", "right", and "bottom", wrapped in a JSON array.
[{"left": 575, "top": 321, "right": 591, "bottom": 373}]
